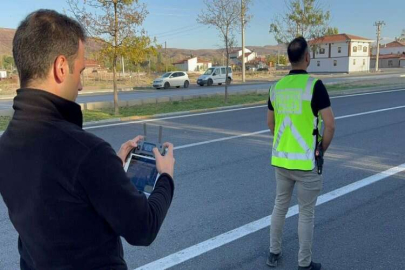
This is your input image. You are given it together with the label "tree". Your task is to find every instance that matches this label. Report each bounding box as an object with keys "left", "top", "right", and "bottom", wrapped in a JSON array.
[
  {"left": 68, "top": 0, "right": 150, "bottom": 115},
  {"left": 198, "top": 0, "right": 251, "bottom": 103},
  {"left": 396, "top": 29, "right": 405, "bottom": 42},
  {"left": 325, "top": 27, "right": 339, "bottom": 36},
  {"left": 1, "top": 56, "right": 15, "bottom": 72},
  {"left": 269, "top": 0, "right": 331, "bottom": 45},
  {"left": 119, "top": 36, "right": 159, "bottom": 74},
  {"left": 266, "top": 54, "right": 288, "bottom": 66}
]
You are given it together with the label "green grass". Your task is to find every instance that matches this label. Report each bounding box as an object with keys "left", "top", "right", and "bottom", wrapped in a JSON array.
[
  {"left": 327, "top": 83, "right": 376, "bottom": 91},
  {"left": 82, "top": 93, "right": 268, "bottom": 122},
  {"left": 0, "top": 116, "right": 11, "bottom": 131},
  {"left": 0, "top": 94, "right": 268, "bottom": 131}
]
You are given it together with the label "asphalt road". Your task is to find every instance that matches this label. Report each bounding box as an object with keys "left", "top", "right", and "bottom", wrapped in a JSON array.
[
  {"left": 1, "top": 88, "right": 405, "bottom": 269},
  {"left": 0, "top": 73, "right": 403, "bottom": 111}
]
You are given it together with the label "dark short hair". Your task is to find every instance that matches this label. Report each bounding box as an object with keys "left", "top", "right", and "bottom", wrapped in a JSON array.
[
  {"left": 13, "top": 9, "right": 86, "bottom": 87},
  {"left": 287, "top": 37, "right": 308, "bottom": 64}
]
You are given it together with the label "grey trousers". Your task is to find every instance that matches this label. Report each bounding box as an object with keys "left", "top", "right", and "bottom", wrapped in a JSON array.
[{"left": 270, "top": 167, "right": 322, "bottom": 267}]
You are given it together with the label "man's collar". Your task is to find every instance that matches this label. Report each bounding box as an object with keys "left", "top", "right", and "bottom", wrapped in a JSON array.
[{"left": 289, "top": 70, "right": 308, "bottom": 75}]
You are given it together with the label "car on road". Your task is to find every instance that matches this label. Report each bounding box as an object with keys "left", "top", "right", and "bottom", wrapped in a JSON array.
[
  {"left": 197, "top": 66, "right": 232, "bottom": 86},
  {"left": 153, "top": 71, "right": 190, "bottom": 89}
]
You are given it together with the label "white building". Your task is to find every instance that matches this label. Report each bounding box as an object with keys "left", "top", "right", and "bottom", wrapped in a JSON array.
[
  {"left": 372, "top": 41, "right": 405, "bottom": 55},
  {"left": 401, "top": 56, "right": 405, "bottom": 68},
  {"left": 0, "top": 70, "right": 7, "bottom": 79},
  {"left": 370, "top": 41, "right": 405, "bottom": 68},
  {"left": 173, "top": 57, "right": 212, "bottom": 72},
  {"left": 230, "top": 48, "right": 251, "bottom": 59},
  {"left": 308, "top": 34, "right": 373, "bottom": 73},
  {"left": 229, "top": 48, "right": 257, "bottom": 64}
]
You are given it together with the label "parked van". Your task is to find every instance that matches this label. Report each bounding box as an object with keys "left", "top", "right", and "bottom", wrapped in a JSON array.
[{"left": 197, "top": 66, "right": 232, "bottom": 86}]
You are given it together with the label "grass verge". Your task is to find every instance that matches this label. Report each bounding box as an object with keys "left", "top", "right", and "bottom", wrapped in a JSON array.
[
  {"left": 0, "top": 93, "right": 268, "bottom": 131},
  {"left": 327, "top": 83, "right": 376, "bottom": 91},
  {"left": 0, "top": 116, "right": 11, "bottom": 131},
  {"left": 83, "top": 93, "right": 267, "bottom": 122}
]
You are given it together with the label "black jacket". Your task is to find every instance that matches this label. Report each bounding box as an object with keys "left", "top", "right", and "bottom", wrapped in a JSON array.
[{"left": 0, "top": 89, "right": 174, "bottom": 270}]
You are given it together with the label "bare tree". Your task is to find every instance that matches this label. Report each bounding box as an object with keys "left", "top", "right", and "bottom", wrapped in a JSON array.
[
  {"left": 67, "top": 0, "right": 149, "bottom": 115},
  {"left": 198, "top": 0, "right": 244, "bottom": 103}
]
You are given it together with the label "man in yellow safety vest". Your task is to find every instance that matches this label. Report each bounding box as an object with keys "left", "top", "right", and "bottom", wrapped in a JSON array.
[{"left": 266, "top": 37, "right": 335, "bottom": 270}]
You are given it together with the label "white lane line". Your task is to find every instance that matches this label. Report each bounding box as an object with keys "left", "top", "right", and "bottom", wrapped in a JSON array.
[
  {"left": 84, "top": 105, "right": 265, "bottom": 130},
  {"left": 173, "top": 105, "right": 405, "bottom": 151},
  {"left": 84, "top": 88, "right": 405, "bottom": 130},
  {"left": 331, "top": 88, "right": 405, "bottom": 99},
  {"left": 174, "top": 130, "right": 270, "bottom": 150},
  {"left": 134, "top": 163, "right": 405, "bottom": 270}
]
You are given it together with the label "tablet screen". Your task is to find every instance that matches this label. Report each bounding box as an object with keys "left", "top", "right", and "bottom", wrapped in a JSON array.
[{"left": 126, "top": 154, "right": 158, "bottom": 194}]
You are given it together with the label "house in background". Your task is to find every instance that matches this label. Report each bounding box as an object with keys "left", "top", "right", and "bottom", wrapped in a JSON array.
[
  {"left": 370, "top": 53, "right": 405, "bottom": 69},
  {"left": 84, "top": 59, "right": 104, "bottom": 74},
  {"left": 230, "top": 48, "right": 257, "bottom": 65},
  {"left": 372, "top": 40, "right": 405, "bottom": 55},
  {"left": 308, "top": 34, "right": 373, "bottom": 73},
  {"left": 370, "top": 41, "right": 405, "bottom": 68},
  {"left": 0, "top": 70, "right": 7, "bottom": 80},
  {"left": 173, "top": 57, "right": 212, "bottom": 72}
]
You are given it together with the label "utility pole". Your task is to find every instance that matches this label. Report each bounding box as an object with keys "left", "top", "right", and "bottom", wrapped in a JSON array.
[
  {"left": 241, "top": 0, "right": 246, "bottom": 82},
  {"left": 121, "top": 56, "right": 125, "bottom": 76},
  {"left": 374, "top": 21, "right": 385, "bottom": 72},
  {"left": 165, "top": 41, "right": 168, "bottom": 72},
  {"left": 277, "top": 49, "right": 280, "bottom": 65}
]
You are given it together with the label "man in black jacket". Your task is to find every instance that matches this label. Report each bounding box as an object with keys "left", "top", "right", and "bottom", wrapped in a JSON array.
[{"left": 0, "top": 10, "right": 175, "bottom": 270}]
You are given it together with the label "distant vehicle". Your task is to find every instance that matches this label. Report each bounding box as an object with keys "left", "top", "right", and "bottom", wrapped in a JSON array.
[
  {"left": 197, "top": 66, "right": 232, "bottom": 86},
  {"left": 153, "top": 71, "right": 190, "bottom": 89},
  {"left": 257, "top": 67, "right": 269, "bottom": 71}
]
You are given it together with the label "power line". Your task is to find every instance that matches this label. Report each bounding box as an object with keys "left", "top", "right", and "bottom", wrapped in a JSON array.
[
  {"left": 162, "top": 27, "right": 210, "bottom": 42},
  {"left": 148, "top": 24, "right": 200, "bottom": 37},
  {"left": 154, "top": 25, "right": 206, "bottom": 39}
]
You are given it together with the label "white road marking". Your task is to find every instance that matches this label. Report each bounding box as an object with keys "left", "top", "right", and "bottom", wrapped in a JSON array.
[
  {"left": 173, "top": 105, "right": 405, "bottom": 150},
  {"left": 84, "top": 88, "right": 405, "bottom": 130},
  {"left": 84, "top": 105, "right": 266, "bottom": 130},
  {"left": 174, "top": 130, "right": 270, "bottom": 150},
  {"left": 330, "top": 88, "right": 405, "bottom": 99},
  {"left": 134, "top": 163, "right": 405, "bottom": 270}
]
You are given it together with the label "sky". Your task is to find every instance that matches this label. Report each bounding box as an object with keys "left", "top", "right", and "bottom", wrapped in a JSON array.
[{"left": 0, "top": 0, "right": 403, "bottom": 50}]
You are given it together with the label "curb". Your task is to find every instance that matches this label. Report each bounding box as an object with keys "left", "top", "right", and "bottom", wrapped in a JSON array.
[
  {"left": 80, "top": 86, "right": 405, "bottom": 127},
  {"left": 83, "top": 102, "right": 268, "bottom": 127}
]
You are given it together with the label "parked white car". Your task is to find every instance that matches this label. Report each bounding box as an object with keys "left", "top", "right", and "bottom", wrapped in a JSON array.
[
  {"left": 153, "top": 71, "right": 190, "bottom": 89},
  {"left": 197, "top": 66, "right": 232, "bottom": 86}
]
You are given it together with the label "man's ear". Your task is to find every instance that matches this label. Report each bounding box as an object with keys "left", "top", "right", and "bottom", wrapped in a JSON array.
[
  {"left": 54, "top": 55, "right": 69, "bottom": 84},
  {"left": 306, "top": 51, "right": 311, "bottom": 65}
]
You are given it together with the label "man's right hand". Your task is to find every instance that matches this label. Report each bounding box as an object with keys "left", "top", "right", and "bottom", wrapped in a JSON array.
[{"left": 153, "top": 142, "right": 175, "bottom": 179}]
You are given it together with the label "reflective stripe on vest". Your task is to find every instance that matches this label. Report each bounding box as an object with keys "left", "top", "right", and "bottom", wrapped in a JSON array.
[{"left": 269, "top": 75, "right": 319, "bottom": 170}]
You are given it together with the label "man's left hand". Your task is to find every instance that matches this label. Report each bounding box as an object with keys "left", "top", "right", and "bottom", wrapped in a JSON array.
[{"left": 117, "top": 135, "right": 144, "bottom": 166}]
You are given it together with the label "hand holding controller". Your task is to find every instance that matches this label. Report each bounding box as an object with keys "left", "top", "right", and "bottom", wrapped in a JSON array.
[{"left": 153, "top": 143, "right": 175, "bottom": 179}]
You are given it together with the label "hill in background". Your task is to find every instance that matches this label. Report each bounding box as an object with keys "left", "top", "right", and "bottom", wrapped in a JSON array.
[{"left": 1, "top": 27, "right": 286, "bottom": 63}]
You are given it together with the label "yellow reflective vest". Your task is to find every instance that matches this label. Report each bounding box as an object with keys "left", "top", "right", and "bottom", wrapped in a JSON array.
[{"left": 269, "top": 74, "right": 322, "bottom": 170}]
